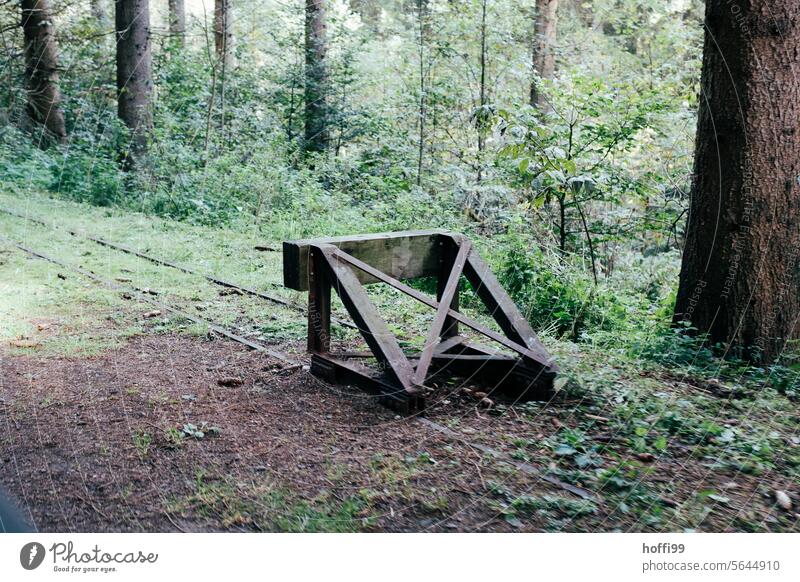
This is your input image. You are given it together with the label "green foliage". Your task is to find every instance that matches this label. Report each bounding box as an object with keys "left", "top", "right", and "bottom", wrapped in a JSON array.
[
  {"left": 0, "top": 127, "right": 51, "bottom": 191},
  {"left": 50, "top": 138, "right": 126, "bottom": 207},
  {"left": 496, "top": 233, "right": 627, "bottom": 339}
]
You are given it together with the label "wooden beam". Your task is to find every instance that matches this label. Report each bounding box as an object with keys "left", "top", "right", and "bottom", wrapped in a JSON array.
[
  {"left": 413, "top": 239, "right": 470, "bottom": 386},
  {"left": 319, "top": 245, "right": 419, "bottom": 394},
  {"left": 330, "top": 247, "right": 557, "bottom": 372},
  {"left": 437, "top": 236, "right": 461, "bottom": 338},
  {"left": 310, "top": 354, "right": 425, "bottom": 414},
  {"left": 283, "top": 230, "right": 447, "bottom": 291},
  {"left": 463, "top": 250, "right": 553, "bottom": 367},
  {"left": 307, "top": 246, "right": 331, "bottom": 353}
]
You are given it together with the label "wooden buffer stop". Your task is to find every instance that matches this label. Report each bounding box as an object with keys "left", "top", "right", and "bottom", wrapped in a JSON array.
[{"left": 283, "top": 230, "right": 558, "bottom": 413}]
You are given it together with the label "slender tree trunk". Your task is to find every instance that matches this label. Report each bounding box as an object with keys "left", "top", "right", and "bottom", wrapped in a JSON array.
[
  {"left": 91, "top": 0, "right": 111, "bottom": 32},
  {"left": 304, "top": 0, "right": 329, "bottom": 153},
  {"left": 115, "top": 0, "right": 153, "bottom": 164},
  {"left": 530, "top": 0, "right": 558, "bottom": 110},
  {"left": 350, "top": 0, "right": 380, "bottom": 30},
  {"left": 476, "top": 0, "right": 487, "bottom": 182},
  {"left": 168, "top": 0, "right": 186, "bottom": 45},
  {"left": 214, "top": 0, "right": 234, "bottom": 70},
  {"left": 415, "top": 0, "right": 429, "bottom": 185},
  {"left": 20, "top": 0, "right": 66, "bottom": 146},
  {"left": 674, "top": 0, "right": 800, "bottom": 364}
]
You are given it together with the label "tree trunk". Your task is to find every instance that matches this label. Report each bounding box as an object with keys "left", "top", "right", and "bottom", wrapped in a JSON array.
[
  {"left": 674, "top": 0, "right": 800, "bottom": 364},
  {"left": 91, "top": 0, "right": 111, "bottom": 32},
  {"left": 476, "top": 0, "right": 487, "bottom": 182},
  {"left": 214, "top": 0, "right": 234, "bottom": 71},
  {"left": 415, "top": 0, "right": 429, "bottom": 185},
  {"left": 20, "top": 0, "right": 66, "bottom": 146},
  {"left": 304, "top": 0, "right": 329, "bottom": 153},
  {"left": 115, "top": 0, "right": 153, "bottom": 163},
  {"left": 530, "top": 0, "right": 558, "bottom": 110},
  {"left": 168, "top": 0, "right": 186, "bottom": 45},
  {"left": 350, "top": 0, "right": 380, "bottom": 30}
]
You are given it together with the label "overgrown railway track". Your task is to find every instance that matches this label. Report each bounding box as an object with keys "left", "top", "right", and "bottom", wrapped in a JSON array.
[
  {"left": 0, "top": 208, "right": 594, "bottom": 501},
  {"left": 0, "top": 206, "right": 356, "bottom": 330}
]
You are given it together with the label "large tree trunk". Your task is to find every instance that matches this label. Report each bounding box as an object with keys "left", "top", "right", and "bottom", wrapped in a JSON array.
[
  {"left": 530, "top": 0, "right": 558, "bottom": 110},
  {"left": 674, "top": 0, "right": 800, "bottom": 364},
  {"left": 214, "top": 0, "right": 234, "bottom": 70},
  {"left": 168, "top": 0, "right": 186, "bottom": 45},
  {"left": 304, "top": 0, "right": 329, "bottom": 153},
  {"left": 115, "top": 0, "right": 153, "bottom": 163},
  {"left": 20, "top": 0, "right": 66, "bottom": 145}
]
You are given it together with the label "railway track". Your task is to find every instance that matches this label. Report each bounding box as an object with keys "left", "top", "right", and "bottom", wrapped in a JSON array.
[
  {"left": 0, "top": 206, "right": 356, "bottom": 330},
  {"left": 0, "top": 211, "right": 594, "bottom": 501}
]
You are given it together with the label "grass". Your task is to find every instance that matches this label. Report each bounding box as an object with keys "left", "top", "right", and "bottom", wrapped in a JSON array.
[
  {"left": 167, "top": 471, "right": 371, "bottom": 532},
  {"left": 1, "top": 187, "right": 798, "bottom": 532}
]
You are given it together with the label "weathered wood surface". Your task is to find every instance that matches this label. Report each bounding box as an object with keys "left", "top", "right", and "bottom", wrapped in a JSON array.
[
  {"left": 285, "top": 229, "right": 558, "bottom": 412},
  {"left": 320, "top": 244, "right": 419, "bottom": 394},
  {"left": 413, "top": 238, "right": 470, "bottom": 386},
  {"left": 283, "top": 229, "right": 447, "bottom": 291},
  {"left": 329, "top": 246, "right": 558, "bottom": 372}
]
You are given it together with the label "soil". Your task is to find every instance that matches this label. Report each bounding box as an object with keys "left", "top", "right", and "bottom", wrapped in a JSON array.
[
  {"left": 1, "top": 333, "right": 797, "bottom": 532},
  {"left": 0, "top": 333, "right": 568, "bottom": 532}
]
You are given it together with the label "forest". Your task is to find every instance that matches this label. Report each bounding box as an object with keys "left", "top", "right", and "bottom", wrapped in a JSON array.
[{"left": 0, "top": 0, "right": 798, "bottom": 534}]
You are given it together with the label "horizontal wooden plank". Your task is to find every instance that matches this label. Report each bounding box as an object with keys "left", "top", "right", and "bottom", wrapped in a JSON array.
[{"left": 283, "top": 229, "right": 451, "bottom": 291}]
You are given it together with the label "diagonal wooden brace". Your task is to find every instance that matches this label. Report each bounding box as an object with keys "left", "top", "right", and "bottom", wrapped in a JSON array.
[
  {"left": 413, "top": 239, "right": 471, "bottom": 386},
  {"left": 462, "top": 249, "right": 553, "bottom": 366},
  {"left": 317, "top": 244, "right": 420, "bottom": 394},
  {"left": 330, "top": 246, "right": 557, "bottom": 373}
]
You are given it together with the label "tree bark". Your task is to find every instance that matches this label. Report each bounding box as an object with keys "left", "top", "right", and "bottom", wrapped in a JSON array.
[
  {"left": 350, "top": 0, "right": 380, "bottom": 30},
  {"left": 530, "top": 0, "right": 558, "bottom": 110},
  {"left": 91, "top": 0, "right": 111, "bottom": 32},
  {"left": 415, "top": 0, "right": 429, "bottom": 184},
  {"left": 115, "top": 0, "right": 153, "bottom": 163},
  {"left": 476, "top": 0, "right": 487, "bottom": 182},
  {"left": 304, "top": 0, "right": 329, "bottom": 153},
  {"left": 20, "top": 0, "right": 66, "bottom": 145},
  {"left": 214, "top": 0, "right": 234, "bottom": 70},
  {"left": 674, "top": 0, "right": 800, "bottom": 364},
  {"left": 168, "top": 0, "right": 186, "bottom": 45}
]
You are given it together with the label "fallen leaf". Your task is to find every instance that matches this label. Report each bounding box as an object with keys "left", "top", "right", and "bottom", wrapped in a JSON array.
[{"left": 9, "top": 340, "right": 40, "bottom": 349}]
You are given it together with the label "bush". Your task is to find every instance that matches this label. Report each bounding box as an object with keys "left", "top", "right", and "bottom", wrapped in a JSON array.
[
  {"left": 0, "top": 126, "right": 51, "bottom": 192},
  {"left": 496, "top": 234, "right": 627, "bottom": 340},
  {"left": 50, "top": 144, "right": 125, "bottom": 207}
]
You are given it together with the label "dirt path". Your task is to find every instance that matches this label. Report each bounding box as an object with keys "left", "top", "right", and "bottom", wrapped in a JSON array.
[{"left": 1, "top": 333, "right": 586, "bottom": 532}]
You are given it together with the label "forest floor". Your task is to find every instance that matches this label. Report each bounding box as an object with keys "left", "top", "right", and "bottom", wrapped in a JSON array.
[{"left": 0, "top": 190, "right": 798, "bottom": 532}]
